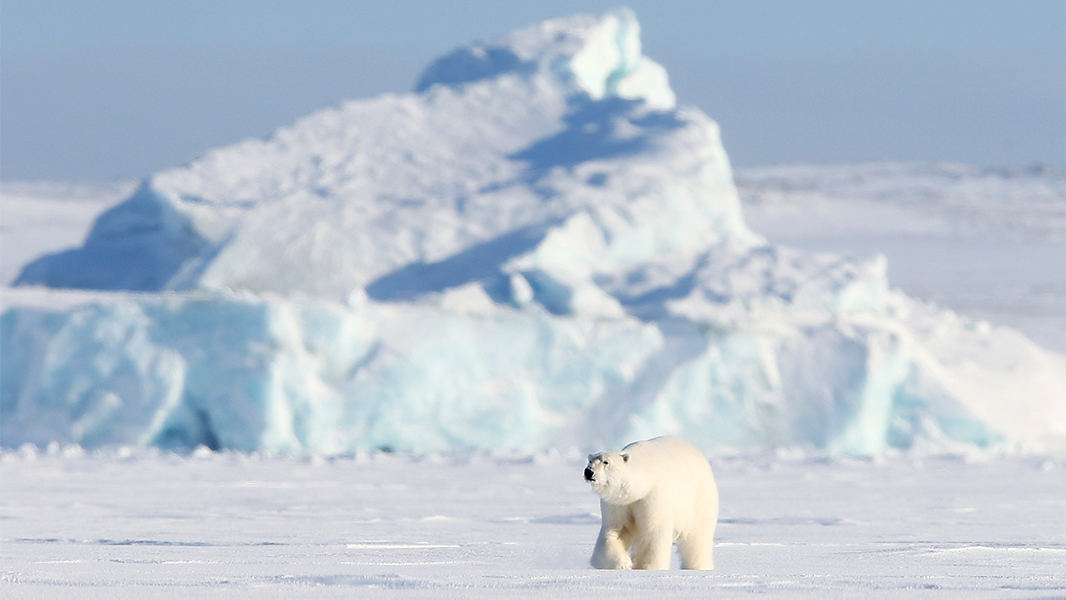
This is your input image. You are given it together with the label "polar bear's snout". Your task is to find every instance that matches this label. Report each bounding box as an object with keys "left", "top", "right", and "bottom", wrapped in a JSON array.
[{"left": 584, "top": 467, "right": 595, "bottom": 481}]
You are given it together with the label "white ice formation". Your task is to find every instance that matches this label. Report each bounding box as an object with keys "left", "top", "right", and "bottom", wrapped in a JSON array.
[{"left": 4, "top": 9, "right": 1064, "bottom": 455}]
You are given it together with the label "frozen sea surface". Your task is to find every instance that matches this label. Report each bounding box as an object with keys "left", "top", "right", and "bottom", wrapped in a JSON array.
[
  {"left": 1, "top": 449, "right": 1063, "bottom": 599},
  {"left": 737, "top": 163, "right": 1065, "bottom": 353}
]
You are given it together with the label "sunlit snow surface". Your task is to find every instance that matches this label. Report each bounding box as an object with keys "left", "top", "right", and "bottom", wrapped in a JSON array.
[{"left": 1, "top": 448, "right": 1063, "bottom": 599}]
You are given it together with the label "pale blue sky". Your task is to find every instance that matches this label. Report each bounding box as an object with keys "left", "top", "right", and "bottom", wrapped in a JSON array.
[{"left": 2, "top": 0, "right": 1063, "bottom": 180}]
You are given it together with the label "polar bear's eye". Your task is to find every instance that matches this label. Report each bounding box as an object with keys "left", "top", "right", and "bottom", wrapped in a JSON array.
[{"left": 603, "top": 460, "right": 609, "bottom": 465}]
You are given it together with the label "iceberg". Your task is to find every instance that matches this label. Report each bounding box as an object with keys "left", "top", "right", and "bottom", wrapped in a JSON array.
[{"left": 4, "top": 9, "right": 1064, "bottom": 455}]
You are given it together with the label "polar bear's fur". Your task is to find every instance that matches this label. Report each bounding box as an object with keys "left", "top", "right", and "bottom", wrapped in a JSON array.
[{"left": 584, "top": 436, "right": 718, "bottom": 570}]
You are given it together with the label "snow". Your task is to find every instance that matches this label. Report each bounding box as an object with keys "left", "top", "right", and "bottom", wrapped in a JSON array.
[{"left": 1, "top": 449, "right": 1063, "bottom": 598}]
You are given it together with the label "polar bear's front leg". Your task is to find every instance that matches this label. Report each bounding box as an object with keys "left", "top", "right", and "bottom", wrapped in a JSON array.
[
  {"left": 630, "top": 501, "right": 674, "bottom": 570},
  {"left": 630, "top": 526, "right": 673, "bottom": 570},
  {"left": 591, "top": 501, "right": 633, "bottom": 569},
  {"left": 591, "top": 527, "right": 633, "bottom": 569}
]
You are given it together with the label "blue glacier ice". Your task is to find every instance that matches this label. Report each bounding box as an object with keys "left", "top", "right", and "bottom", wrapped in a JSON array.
[{"left": 4, "top": 9, "right": 1064, "bottom": 454}]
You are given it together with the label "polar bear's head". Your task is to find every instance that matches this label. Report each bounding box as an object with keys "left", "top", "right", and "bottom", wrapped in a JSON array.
[{"left": 585, "top": 451, "right": 639, "bottom": 505}]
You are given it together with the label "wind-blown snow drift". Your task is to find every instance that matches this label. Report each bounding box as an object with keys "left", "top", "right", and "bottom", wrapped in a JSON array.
[{"left": 5, "top": 9, "right": 1065, "bottom": 454}]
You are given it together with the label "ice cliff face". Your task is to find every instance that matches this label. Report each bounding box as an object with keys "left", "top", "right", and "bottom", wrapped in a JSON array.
[{"left": 5, "top": 10, "right": 1065, "bottom": 455}]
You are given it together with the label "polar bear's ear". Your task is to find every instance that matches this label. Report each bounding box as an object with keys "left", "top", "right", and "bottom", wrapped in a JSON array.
[{"left": 622, "top": 453, "right": 629, "bottom": 462}]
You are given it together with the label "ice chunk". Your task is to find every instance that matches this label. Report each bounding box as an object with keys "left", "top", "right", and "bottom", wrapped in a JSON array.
[
  {"left": 4, "top": 283, "right": 1062, "bottom": 455},
  {"left": 1, "top": 294, "right": 665, "bottom": 453},
  {"left": 416, "top": 8, "right": 675, "bottom": 109},
  {"left": 565, "top": 8, "right": 676, "bottom": 110}
]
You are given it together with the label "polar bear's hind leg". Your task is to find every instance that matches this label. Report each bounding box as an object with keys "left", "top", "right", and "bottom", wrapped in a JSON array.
[
  {"left": 679, "top": 476, "right": 718, "bottom": 570},
  {"left": 677, "top": 532, "right": 714, "bottom": 570}
]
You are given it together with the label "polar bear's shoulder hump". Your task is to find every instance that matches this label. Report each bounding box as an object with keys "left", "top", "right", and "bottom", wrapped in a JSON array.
[{"left": 623, "top": 436, "right": 706, "bottom": 463}]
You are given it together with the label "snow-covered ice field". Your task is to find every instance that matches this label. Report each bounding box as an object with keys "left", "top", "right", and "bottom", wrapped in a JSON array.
[
  {"left": 2, "top": 449, "right": 1063, "bottom": 599},
  {"left": 737, "top": 163, "right": 1066, "bottom": 353}
]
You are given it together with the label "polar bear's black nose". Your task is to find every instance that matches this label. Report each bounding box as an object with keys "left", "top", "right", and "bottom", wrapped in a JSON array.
[{"left": 584, "top": 468, "right": 594, "bottom": 481}]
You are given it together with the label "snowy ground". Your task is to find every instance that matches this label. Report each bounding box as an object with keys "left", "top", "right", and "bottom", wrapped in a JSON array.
[{"left": 1, "top": 449, "right": 1063, "bottom": 599}]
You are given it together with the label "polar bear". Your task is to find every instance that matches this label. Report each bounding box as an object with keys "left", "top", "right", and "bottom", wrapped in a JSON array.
[{"left": 584, "top": 436, "right": 718, "bottom": 570}]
